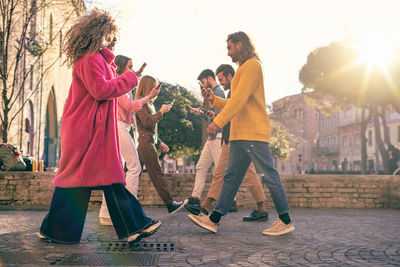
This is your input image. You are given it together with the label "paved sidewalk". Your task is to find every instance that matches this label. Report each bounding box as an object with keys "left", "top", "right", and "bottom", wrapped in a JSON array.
[{"left": 0, "top": 207, "right": 399, "bottom": 266}]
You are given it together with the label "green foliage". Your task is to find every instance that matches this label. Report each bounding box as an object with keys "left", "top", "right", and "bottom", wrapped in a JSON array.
[
  {"left": 269, "top": 120, "right": 292, "bottom": 160},
  {"left": 153, "top": 82, "right": 203, "bottom": 161}
]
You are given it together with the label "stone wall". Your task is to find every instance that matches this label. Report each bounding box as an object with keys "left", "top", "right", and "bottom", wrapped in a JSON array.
[{"left": 0, "top": 172, "right": 399, "bottom": 209}]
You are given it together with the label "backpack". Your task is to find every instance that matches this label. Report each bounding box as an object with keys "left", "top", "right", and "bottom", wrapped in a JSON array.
[{"left": 0, "top": 143, "right": 27, "bottom": 171}]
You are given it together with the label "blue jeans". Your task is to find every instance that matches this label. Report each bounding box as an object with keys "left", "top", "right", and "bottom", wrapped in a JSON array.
[
  {"left": 40, "top": 184, "right": 153, "bottom": 243},
  {"left": 214, "top": 140, "right": 290, "bottom": 216}
]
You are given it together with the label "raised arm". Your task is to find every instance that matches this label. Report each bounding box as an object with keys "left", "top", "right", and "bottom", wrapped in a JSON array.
[
  {"left": 136, "top": 105, "right": 163, "bottom": 129},
  {"left": 79, "top": 53, "right": 138, "bottom": 100},
  {"left": 118, "top": 95, "right": 143, "bottom": 113}
]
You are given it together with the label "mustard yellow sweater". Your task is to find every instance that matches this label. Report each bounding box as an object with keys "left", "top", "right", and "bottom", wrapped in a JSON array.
[{"left": 212, "top": 58, "right": 271, "bottom": 142}]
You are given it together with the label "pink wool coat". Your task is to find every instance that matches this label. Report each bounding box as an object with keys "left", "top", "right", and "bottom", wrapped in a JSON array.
[{"left": 53, "top": 48, "right": 138, "bottom": 187}]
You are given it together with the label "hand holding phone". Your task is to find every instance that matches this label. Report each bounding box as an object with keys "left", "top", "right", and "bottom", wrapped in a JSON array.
[
  {"left": 201, "top": 87, "right": 214, "bottom": 102},
  {"left": 198, "top": 81, "right": 204, "bottom": 89},
  {"left": 149, "top": 82, "right": 162, "bottom": 99},
  {"left": 156, "top": 81, "right": 163, "bottom": 90},
  {"left": 189, "top": 106, "right": 201, "bottom": 116},
  {"left": 205, "top": 110, "right": 215, "bottom": 120},
  {"left": 136, "top": 62, "right": 147, "bottom": 76}
]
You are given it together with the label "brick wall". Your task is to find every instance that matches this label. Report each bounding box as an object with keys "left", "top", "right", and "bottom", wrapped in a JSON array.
[{"left": 0, "top": 172, "right": 399, "bottom": 209}]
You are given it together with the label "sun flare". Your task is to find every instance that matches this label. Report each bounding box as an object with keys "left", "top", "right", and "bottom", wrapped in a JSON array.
[{"left": 356, "top": 33, "right": 397, "bottom": 69}]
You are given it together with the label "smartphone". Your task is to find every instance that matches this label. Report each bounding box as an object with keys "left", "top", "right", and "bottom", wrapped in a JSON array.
[
  {"left": 200, "top": 108, "right": 208, "bottom": 114},
  {"left": 138, "top": 62, "right": 147, "bottom": 73},
  {"left": 156, "top": 81, "right": 163, "bottom": 90}
]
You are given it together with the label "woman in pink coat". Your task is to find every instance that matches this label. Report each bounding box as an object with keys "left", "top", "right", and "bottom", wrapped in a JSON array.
[{"left": 38, "top": 8, "right": 160, "bottom": 245}]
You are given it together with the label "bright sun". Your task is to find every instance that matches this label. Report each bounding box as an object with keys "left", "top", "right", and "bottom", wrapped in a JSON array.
[{"left": 357, "top": 33, "right": 397, "bottom": 69}]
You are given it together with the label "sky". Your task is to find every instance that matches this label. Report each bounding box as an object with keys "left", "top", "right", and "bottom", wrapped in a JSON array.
[{"left": 87, "top": 0, "right": 400, "bottom": 104}]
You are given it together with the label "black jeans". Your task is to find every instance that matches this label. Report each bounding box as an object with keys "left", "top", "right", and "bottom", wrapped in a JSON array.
[{"left": 39, "top": 184, "right": 153, "bottom": 243}]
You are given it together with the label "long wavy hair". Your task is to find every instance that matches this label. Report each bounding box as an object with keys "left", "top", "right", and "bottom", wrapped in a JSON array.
[
  {"left": 63, "top": 8, "right": 118, "bottom": 66},
  {"left": 114, "top": 55, "right": 131, "bottom": 76},
  {"left": 135, "top": 75, "right": 156, "bottom": 100},
  {"left": 227, "top": 31, "right": 260, "bottom": 63}
]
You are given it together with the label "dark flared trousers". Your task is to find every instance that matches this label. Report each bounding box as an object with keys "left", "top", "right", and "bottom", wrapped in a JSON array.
[
  {"left": 39, "top": 184, "right": 152, "bottom": 243},
  {"left": 137, "top": 142, "right": 173, "bottom": 205}
]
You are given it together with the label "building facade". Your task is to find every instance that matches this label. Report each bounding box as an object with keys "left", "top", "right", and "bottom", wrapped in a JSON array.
[
  {"left": 270, "top": 94, "right": 319, "bottom": 174},
  {"left": 2, "top": 0, "right": 85, "bottom": 168},
  {"left": 271, "top": 94, "right": 400, "bottom": 174}
]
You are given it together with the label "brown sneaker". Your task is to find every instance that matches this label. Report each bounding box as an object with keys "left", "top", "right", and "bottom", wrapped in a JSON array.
[
  {"left": 262, "top": 219, "right": 295, "bottom": 236},
  {"left": 188, "top": 214, "right": 218, "bottom": 233}
]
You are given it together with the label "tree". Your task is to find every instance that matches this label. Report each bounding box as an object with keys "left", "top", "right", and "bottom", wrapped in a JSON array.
[
  {"left": 0, "top": 0, "right": 83, "bottom": 143},
  {"left": 152, "top": 82, "right": 203, "bottom": 161},
  {"left": 299, "top": 39, "right": 400, "bottom": 173},
  {"left": 269, "top": 120, "right": 292, "bottom": 160}
]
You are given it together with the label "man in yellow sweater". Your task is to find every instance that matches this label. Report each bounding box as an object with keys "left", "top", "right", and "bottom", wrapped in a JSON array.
[{"left": 188, "top": 31, "right": 295, "bottom": 236}]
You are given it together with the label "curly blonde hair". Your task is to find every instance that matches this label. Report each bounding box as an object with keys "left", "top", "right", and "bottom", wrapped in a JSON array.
[{"left": 64, "top": 8, "right": 118, "bottom": 66}]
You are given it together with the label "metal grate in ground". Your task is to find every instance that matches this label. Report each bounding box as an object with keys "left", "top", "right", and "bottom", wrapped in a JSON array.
[
  {"left": 0, "top": 251, "right": 43, "bottom": 265},
  {"left": 101, "top": 241, "right": 175, "bottom": 253},
  {"left": 59, "top": 253, "right": 158, "bottom": 266}
]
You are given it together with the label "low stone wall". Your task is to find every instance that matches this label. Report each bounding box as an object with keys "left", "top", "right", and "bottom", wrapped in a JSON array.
[{"left": 0, "top": 172, "right": 399, "bottom": 209}]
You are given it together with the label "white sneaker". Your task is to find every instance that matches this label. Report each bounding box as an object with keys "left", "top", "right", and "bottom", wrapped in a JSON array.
[
  {"left": 262, "top": 219, "right": 294, "bottom": 236},
  {"left": 141, "top": 220, "right": 161, "bottom": 237},
  {"left": 127, "top": 233, "right": 141, "bottom": 244},
  {"left": 99, "top": 217, "right": 113, "bottom": 226},
  {"left": 37, "top": 232, "right": 48, "bottom": 240}
]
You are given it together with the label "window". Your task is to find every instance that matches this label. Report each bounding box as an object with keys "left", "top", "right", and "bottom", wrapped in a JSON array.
[
  {"left": 30, "top": 0, "right": 37, "bottom": 37},
  {"left": 295, "top": 109, "right": 303, "bottom": 120},
  {"left": 59, "top": 30, "right": 62, "bottom": 57},
  {"left": 49, "top": 13, "right": 53, "bottom": 45},
  {"left": 30, "top": 65, "right": 34, "bottom": 91},
  {"left": 368, "top": 130, "right": 373, "bottom": 146},
  {"left": 355, "top": 135, "right": 360, "bottom": 146},
  {"left": 342, "top": 136, "right": 348, "bottom": 147},
  {"left": 25, "top": 118, "right": 31, "bottom": 133}
]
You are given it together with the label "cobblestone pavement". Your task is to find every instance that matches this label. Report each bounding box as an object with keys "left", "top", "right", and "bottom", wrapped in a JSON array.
[{"left": 0, "top": 207, "right": 399, "bottom": 266}]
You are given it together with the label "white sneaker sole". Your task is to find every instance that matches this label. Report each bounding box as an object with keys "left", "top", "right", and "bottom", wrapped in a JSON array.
[
  {"left": 37, "top": 232, "right": 48, "bottom": 240},
  {"left": 128, "top": 221, "right": 161, "bottom": 244},
  {"left": 141, "top": 221, "right": 161, "bottom": 237},
  {"left": 127, "top": 233, "right": 141, "bottom": 244},
  {"left": 169, "top": 199, "right": 189, "bottom": 215},
  {"left": 188, "top": 214, "right": 217, "bottom": 233}
]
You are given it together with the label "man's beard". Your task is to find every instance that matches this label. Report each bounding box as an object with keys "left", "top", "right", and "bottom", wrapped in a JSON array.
[
  {"left": 230, "top": 52, "right": 241, "bottom": 63},
  {"left": 231, "top": 55, "right": 239, "bottom": 63}
]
